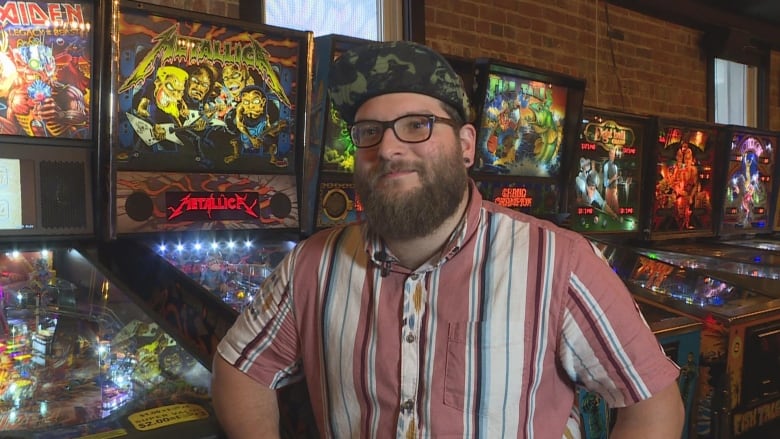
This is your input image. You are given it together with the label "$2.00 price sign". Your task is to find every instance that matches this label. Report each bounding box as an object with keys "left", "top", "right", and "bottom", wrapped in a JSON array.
[{"left": 128, "top": 403, "right": 209, "bottom": 431}]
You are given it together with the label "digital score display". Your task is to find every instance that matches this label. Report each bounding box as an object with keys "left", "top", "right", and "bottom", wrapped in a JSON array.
[
  {"left": 476, "top": 181, "right": 559, "bottom": 217},
  {"left": 569, "top": 111, "right": 645, "bottom": 234},
  {"left": 720, "top": 131, "right": 775, "bottom": 235},
  {"left": 494, "top": 186, "right": 535, "bottom": 209},
  {"left": 648, "top": 124, "right": 717, "bottom": 239}
]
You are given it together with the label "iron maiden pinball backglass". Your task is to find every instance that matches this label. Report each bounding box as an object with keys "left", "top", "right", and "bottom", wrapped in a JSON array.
[
  {"left": 0, "top": 0, "right": 93, "bottom": 140},
  {"left": 110, "top": 1, "right": 311, "bottom": 235}
]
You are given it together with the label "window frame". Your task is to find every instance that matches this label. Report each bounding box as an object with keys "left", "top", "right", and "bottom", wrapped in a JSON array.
[
  {"left": 704, "top": 31, "right": 770, "bottom": 129},
  {"left": 712, "top": 58, "right": 758, "bottom": 127},
  {"left": 241, "top": 0, "right": 424, "bottom": 41}
]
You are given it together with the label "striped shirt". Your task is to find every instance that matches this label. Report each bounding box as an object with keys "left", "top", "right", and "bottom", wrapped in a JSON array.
[{"left": 217, "top": 181, "right": 679, "bottom": 438}]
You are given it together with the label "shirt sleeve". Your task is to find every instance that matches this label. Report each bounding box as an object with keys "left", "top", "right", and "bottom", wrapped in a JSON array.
[
  {"left": 558, "top": 235, "right": 680, "bottom": 407},
  {"left": 216, "top": 246, "right": 302, "bottom": 389}
]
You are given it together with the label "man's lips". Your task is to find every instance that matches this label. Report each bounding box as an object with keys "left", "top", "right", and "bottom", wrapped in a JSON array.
[{"left": 382, "top": 169, "right": 415, "bottom": 179}]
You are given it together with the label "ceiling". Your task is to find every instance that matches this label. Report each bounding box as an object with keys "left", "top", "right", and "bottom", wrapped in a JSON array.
[{"left": 608, "top": 0, "right": 780, "bottom": 56}]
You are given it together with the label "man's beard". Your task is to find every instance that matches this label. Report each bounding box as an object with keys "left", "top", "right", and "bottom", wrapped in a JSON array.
[{"left": 354, "top": 146, "right": 468, "bottom": 241}]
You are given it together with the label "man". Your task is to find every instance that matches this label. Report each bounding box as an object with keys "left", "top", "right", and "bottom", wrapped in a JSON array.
[
  {"left": 216, "top": 62, "right": 255, "bottom": 119},
  {"left": 603, "top": 147, "right": 621, "bottom": 215},
  {"left": 181, "top": 63, "right": 221, "bottom": 167},
  {"left": 223, "top": 85, "right": 288, "bottom": 166},
  {"left": 127, "top": 65, "right": 189, "bottom": 158},
  {"left": 576, "top": 157, "right": 618, "bottom": 221},
  {"left": 212, "top": 41, "right": 684, "bottom": 438},
  {"left": 575, "top": 156, "right": 592, "bottom": 203}
]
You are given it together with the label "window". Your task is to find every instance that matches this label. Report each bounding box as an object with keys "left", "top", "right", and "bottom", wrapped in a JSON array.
[
  {"left": 713, "top": 58, "right": 757, "bottom": 127},
  {"left": 264, "top": 0, "right": 402, "bottom": 40},
  {"left": 705, "top": 29, "right": 769, "bottom": 129}
]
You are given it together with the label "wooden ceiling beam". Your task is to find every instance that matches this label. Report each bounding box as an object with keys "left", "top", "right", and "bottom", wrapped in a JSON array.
[{"left": 607, "top": 0, "right": 780, "bottom": 50}]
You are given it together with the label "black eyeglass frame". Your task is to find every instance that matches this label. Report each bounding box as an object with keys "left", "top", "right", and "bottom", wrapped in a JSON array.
[{"left": 348, "top": 114, "right": 459, "bottom": 149}]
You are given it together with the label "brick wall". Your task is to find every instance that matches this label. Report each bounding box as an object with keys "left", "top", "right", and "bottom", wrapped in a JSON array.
[
  {"left": 144, "top": 0, "right": 780, "bottom": 130},
  {"left": 425, "top": 0, "right": 780, "bottom": 131}
]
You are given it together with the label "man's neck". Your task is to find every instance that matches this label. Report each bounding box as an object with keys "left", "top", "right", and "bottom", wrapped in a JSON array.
[{"left": 383, "top": 192, "right": 469, "bottom": 270}]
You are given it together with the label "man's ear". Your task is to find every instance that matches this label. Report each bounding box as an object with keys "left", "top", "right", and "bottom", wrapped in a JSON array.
[{"left": 459, "top": 124, "right": 477, "bottom": 168}]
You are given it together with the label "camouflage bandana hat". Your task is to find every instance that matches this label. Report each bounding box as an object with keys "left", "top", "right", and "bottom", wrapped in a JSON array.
[{"left": 328, "top": 40, "right": 470, "bottom": 125}]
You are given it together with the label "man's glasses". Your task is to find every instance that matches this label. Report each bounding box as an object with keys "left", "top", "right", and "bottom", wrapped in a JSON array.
[{"left": 349, "top": 114, "right": 458, "bottom": 149}]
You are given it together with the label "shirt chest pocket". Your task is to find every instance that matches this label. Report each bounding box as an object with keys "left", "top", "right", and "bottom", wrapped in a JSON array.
[{"left": 443, "top": 321, "right": 526, "bottom": 416}]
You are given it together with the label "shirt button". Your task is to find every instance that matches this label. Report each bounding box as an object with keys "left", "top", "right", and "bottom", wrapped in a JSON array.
[
  {"left": 406, "top": 333, "right": 416, "bottom": 343},
  {"left": 401, "top": 399, "right": 415, "bottom": 411}
]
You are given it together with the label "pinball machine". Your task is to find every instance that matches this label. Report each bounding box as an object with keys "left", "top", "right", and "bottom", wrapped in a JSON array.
[
  {"left": 568, "top": 109, "right": 703, "bottom": 439},
  {"left": 598, "top": 240, "right": 780, "bottom": 439},
  {"left": 635, "top": 125, "right": 780, "bottom": 285},
  {"left": 564, "top": 107, "right": 651, "bottom": 236},
  {"left": 598, "top": 120, "right": 780, "bottom": 438},
  {"left": 0, "top": 248, "right": 223, "bottom": 438},
  {"left": 632, "top": 124, "right": 780, "bottom": 338},
  {"left": 301, "top": 34, "right": 371, "bottom": 236},
  {"left": 468, "top": 58, "right": 586, "bottom": 223},
  {"left": 90, "top": 1, "right": 318, "bottom": 437},
  {"left": 101, "top": 0, "right": 312, "bottom": 351},
  {"left": 0, "top": 1, "right": 225, "bottom": 437}
]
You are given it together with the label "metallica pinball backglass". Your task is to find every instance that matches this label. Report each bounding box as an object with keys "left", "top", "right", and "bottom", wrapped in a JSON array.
[
  {"left": 109, "top": 0, "right": 308, "bottom": 249},
  {"left": 110, "top": 0, "right": 311, "bottom": 234},
  {"left": 113, "top": 2, "right": 307, "bottom": 174}
]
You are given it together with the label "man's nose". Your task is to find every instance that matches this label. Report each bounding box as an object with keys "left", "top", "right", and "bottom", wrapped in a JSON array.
[{"left": 375, "top": 126, "right": 407, "bottom": 158}]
